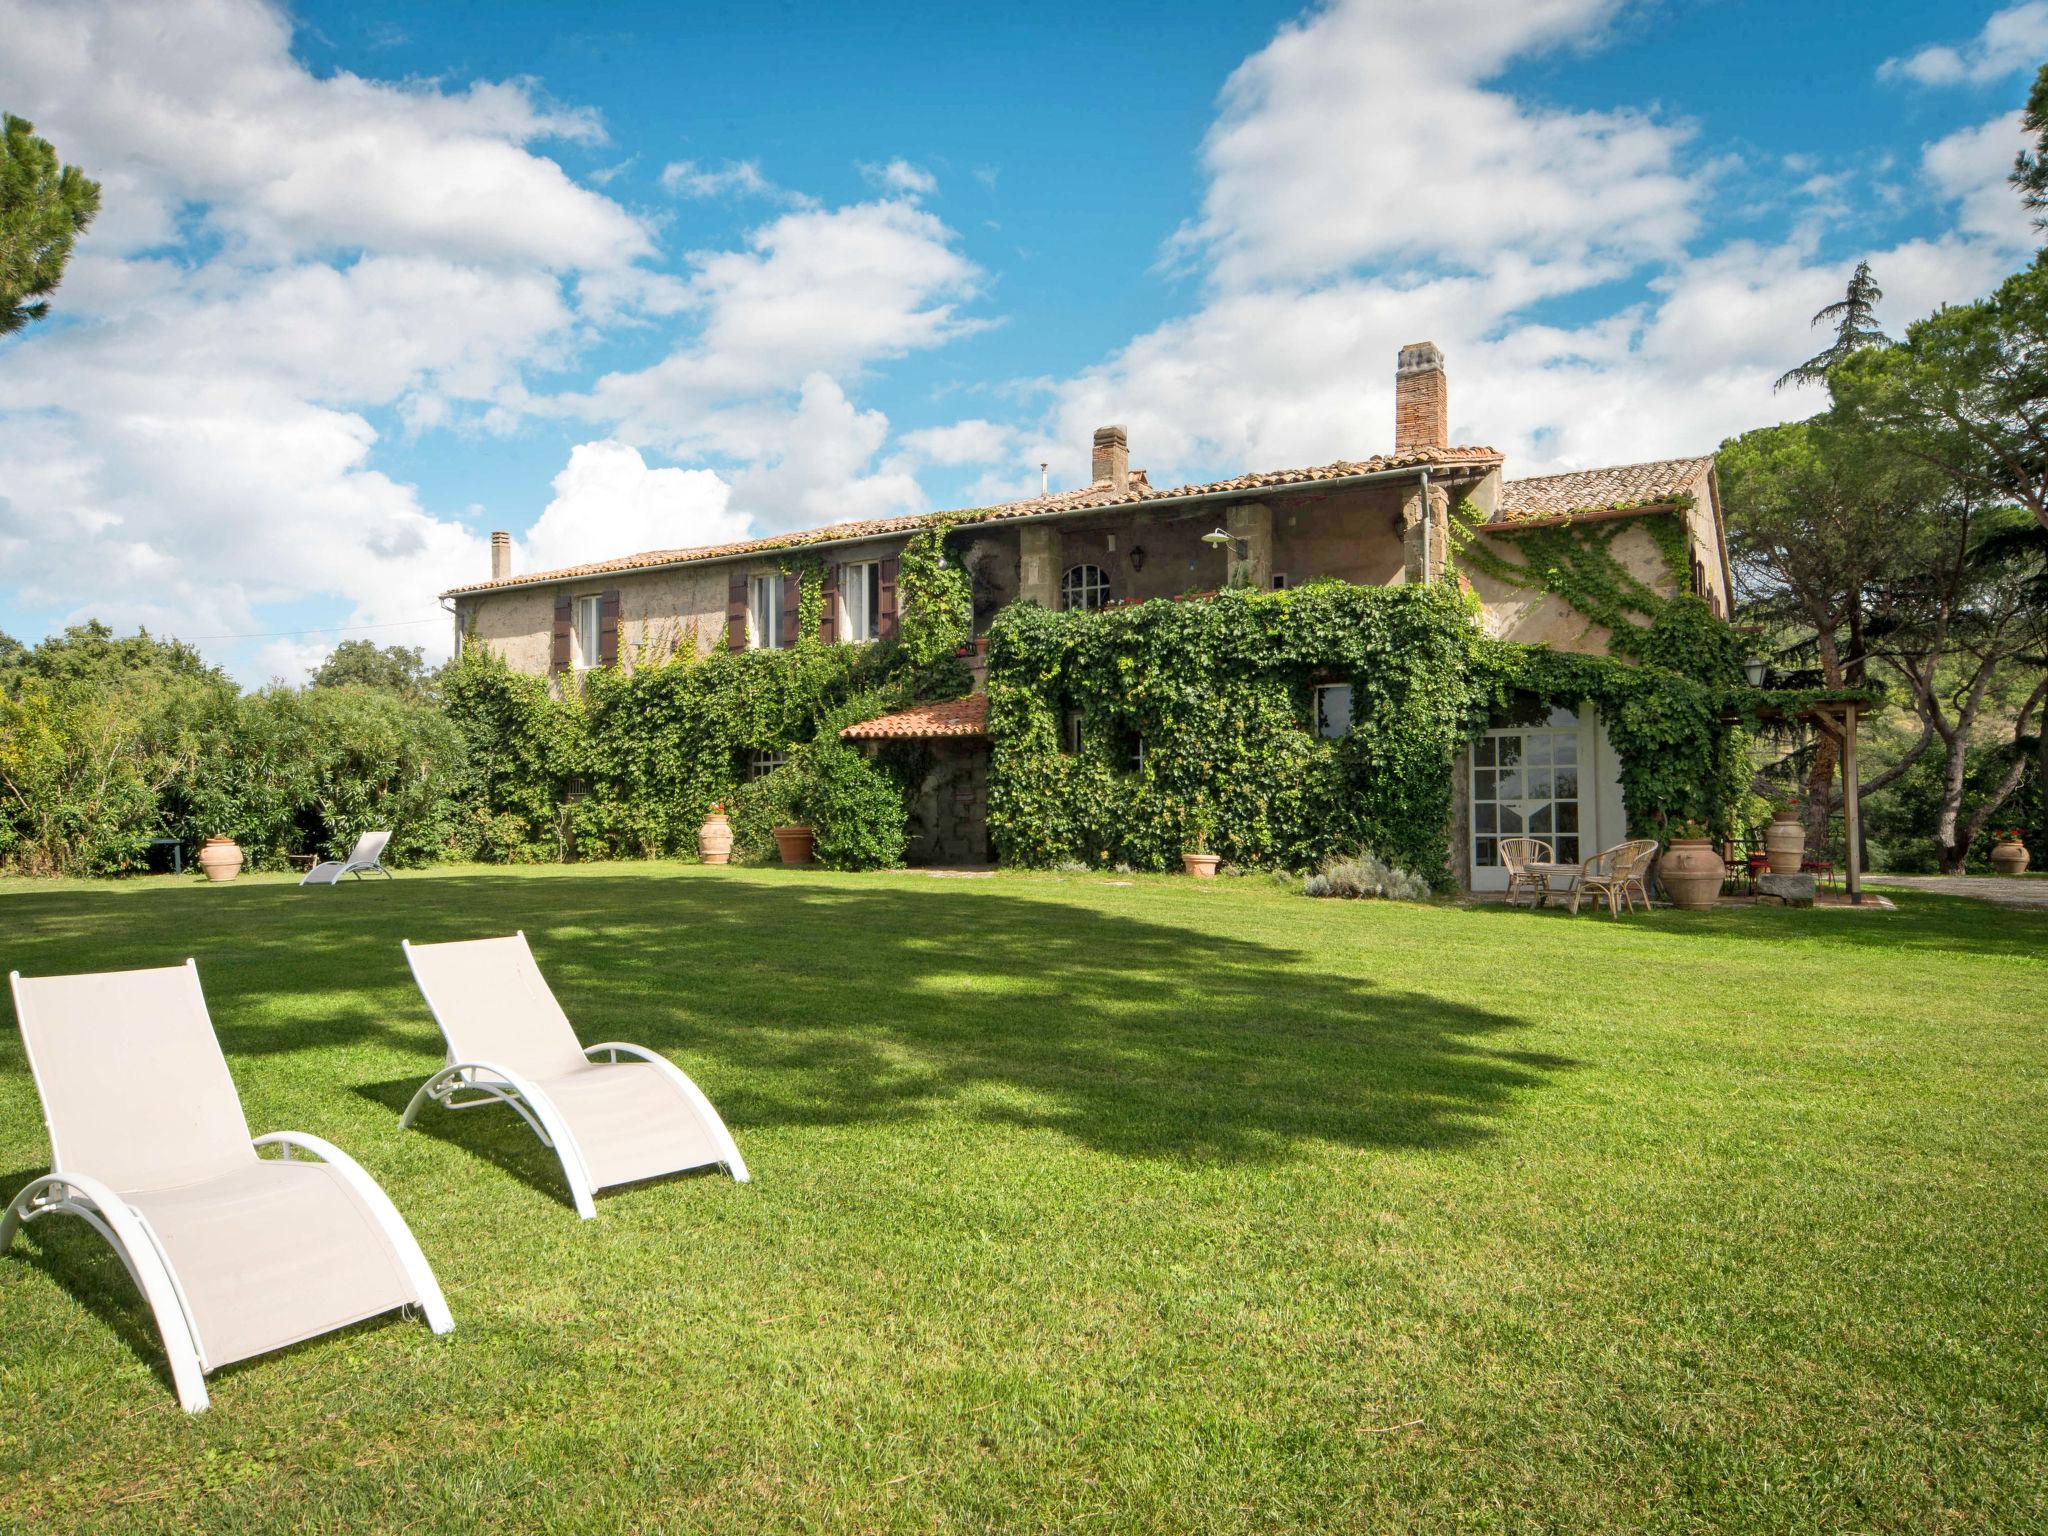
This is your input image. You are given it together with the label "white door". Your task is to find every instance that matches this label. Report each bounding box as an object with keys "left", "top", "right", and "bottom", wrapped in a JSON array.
[{"left": 1470, "top": 706, "right": 1594, "bottom": 892}]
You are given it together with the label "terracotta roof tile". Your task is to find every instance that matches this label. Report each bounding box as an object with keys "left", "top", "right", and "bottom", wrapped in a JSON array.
[
  {"left": 1496, "top": 456, "right": 1714, "bottom": 522},
  {"left": 443, "top": 444, "right": 1504, "bottom": 597},
  {"left": 840, "top": 694, "right": 989, "bottom": 741}
]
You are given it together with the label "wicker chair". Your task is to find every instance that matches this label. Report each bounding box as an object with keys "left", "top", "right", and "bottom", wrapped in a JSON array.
[
  {"left": 1568, "top": 838, "right": 1661, "bottom": 917},
  {"left": 1498, "top": 837, "right": 1554, "bottom": 907}
]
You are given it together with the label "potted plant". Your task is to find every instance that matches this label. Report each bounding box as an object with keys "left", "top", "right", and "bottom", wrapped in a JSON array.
[
  {"left": 1659, "top": 817, "right": 1725, "bottom": 911},
  {"left": 197, "top": 836, "right": 244, "bottom": 883},
  {"left": 772, "top": 824, "right": 817, "bottom": 866},
  {"left": 1990, "top": 826, "right": 2031, "bottom": 877},
  {"left": 1764, "top": 794, "right": 1806, "bottom": 875},
  {"left": 1181, "top": 804, "right": 1221, "bottom": 878},
  {"left": 697, "top": 801, "right": 733, "bottom": 865}
]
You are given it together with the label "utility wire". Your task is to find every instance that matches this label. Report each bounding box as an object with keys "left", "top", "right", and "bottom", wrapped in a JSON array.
[{"left": 173, "top": 615, "right": 448, "bottom": 642}]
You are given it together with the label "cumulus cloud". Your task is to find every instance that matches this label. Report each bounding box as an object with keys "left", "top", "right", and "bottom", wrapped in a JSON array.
[
  {"left": 519, "top": 440, "right": 744, "bottom": 574},
  {"left": 860, "top": 158, "right": 938, "bottom": 197},
  {"left": 0, "top": 0, "right": 653, "bottom": 677},
  {"left": 1881, "top": 2, "right": 2048, "bottom": 87},
  {"left": 1179, "top": 0, "right": 1698, "bottom": 289},
  {"left": 1923, "top": 110, "right": 2038, "bottom": 246},
  {"left": 895, "top": 419, "right": 1016, "bottom": 466}
]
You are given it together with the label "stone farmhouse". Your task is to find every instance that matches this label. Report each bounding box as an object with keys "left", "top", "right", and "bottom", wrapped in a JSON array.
[{"left": 444, "top": 345, "right": 1731, "bottom": 887}]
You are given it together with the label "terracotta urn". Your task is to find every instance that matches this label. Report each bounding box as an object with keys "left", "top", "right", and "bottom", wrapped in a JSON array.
[
  {"left": 1182, "top": 852, "right": 1221, "bottom": 878},
  {"left": 197, "top": 837, "right": 244, "bottom": 884},
  {"left": 772, "top": 826, "right": 816, "bottom": 866},
  {"left": 1990, "top": 841, "right": 2031, "bottom": 877},
  {"left": 1764, "top": 809, "right": 1806, "bottom": 875},
  {"left": 1659, "top": 838, "right": 1725, "bottom": 911},
  {"left": 697, "top": 812, "right": 733, "bottom": 866}
]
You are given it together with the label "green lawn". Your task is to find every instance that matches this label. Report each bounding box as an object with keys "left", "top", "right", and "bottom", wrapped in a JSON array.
[{"left": 0, "top": 866, "right": 2042, "bottom": 1534}]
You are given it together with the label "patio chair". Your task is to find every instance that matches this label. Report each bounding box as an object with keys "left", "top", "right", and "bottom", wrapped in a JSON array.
[
  {"left": 399, "top": 934, "right": 748, "bottom": 1219},
  {"left": 1567, "top": 838, "right": 1661, "bottom": 917},
  {"left": 1, "top": 962, "right": 452, "bottom": 1413},
  {"left": 300, "top": 829, "right": 393, "bottom": 886},
  {"left": 1498, "top": 837, "right": 1553, "bottom": 907}
]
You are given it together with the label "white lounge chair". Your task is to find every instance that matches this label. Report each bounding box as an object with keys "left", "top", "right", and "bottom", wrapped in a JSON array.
[
  {"left": 400, "top": 933, "right": 748, "bottom": 1219},
  {"left": 301, "top": 829, "right": 393, "bottom": 885},
  {"left": 2, "top": 962, "right": 452, "bottom": 1413}
]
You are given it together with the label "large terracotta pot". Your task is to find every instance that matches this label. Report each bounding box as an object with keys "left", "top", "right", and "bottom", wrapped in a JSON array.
[
  {"left": 697, "top": 813, "right": 733, "bottom": 866},
  {"left": 197, "top": 837, "right": 244, "bottom": 884},
  {"left": 1764, "top": 810, "right": 1806, "bottom": 875},
  {"left": 1181, "top": 852, "right": 1220, "bottom": 878},
  {"left": 772, "top": 826, "right": 816, "bottom": 866},
  {"left": 1990, "top": 841, "right": 2031, "bottom": 877},
  {"left": 1659, "top": 838, "right": 1725, "bottom": 911}
]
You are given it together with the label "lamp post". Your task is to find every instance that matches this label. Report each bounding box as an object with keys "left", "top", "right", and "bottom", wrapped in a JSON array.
[{"left": 1743, "top": 655, "right": 1768, "bottom": 688}]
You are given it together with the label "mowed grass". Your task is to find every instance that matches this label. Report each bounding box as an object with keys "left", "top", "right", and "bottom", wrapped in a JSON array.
[{"left": 0, "top": 865, "right": 2042, "bottom": 1534}]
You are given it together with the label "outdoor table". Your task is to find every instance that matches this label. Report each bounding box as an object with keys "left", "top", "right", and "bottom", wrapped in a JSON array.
[{"left": 1522, "top": 861, "right": 1580, "bottom": 907}]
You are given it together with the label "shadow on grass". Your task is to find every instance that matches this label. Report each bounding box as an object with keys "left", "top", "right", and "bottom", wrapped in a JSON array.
[{"left": 3, "top": 872, "right": 1573, "bottom": 1167}]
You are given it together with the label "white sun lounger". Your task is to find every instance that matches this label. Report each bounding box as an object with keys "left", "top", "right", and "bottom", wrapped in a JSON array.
[
  {"left": 300, "top": 829, "right": 393, "bottom": 885},
  {"left": 400, "top": 933, "right": 748, "bottom": 1219},
  {"left": 2, "top": 962, "right": 452, "bottom": 1413}
]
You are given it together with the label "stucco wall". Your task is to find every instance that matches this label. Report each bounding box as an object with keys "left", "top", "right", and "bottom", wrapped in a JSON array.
[{"left": 1465, "top": 520, "right": 1676, "bottom": 655}]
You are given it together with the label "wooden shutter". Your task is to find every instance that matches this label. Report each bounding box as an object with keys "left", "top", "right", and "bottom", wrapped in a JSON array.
[
  {"left": 727, "top": 572, "right": 748, "bottom": 651},
  {"left": 818, "top": 564, "right": 838, "bottom": 644},
  {"left": 598, "top": 589, "right": 621, "bottom": 668},
  {"left": 551, "top": 593, "right": 572, "bottom": 672},
  {"left": 878, "top": 556, "right": 899, "bottom": 641},
  {"left": 779, "top": 573, "right": 801, "bottom": 649}
]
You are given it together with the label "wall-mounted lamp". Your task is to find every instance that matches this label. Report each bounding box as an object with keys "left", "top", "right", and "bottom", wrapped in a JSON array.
[
  {"left": 1743, "top": 655, "right": 1768, "bottom": 688},
  {"left": 1129, "top": 544, "right": 1147, "bottom": 572},
  {"left": 1201, "top": 528, "right": 1249, "bottom": 560}
]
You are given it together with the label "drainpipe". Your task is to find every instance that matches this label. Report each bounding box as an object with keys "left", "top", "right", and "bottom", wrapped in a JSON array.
[{"left": 1418, "top": 467, "right": 1432, "bottom": 584}]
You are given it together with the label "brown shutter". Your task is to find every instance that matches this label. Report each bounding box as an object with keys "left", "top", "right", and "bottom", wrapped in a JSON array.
[
  {"left": 727, "top": 571, "right": 748, "bottom": 651},
  {"left": 599, "top": 588, "right": 621, "bottom": 667},
  {"left": 818, "top": 564, "right": 838, "bottom": 644},
  {"left": 551, "top": 593, "right": 572, "bottom": 672},
  {"left": 780, "top": 573, "right": 800, "bottom": 649},
  {"left": 878, "top": 556, "right": 899, "bottom": 640}
]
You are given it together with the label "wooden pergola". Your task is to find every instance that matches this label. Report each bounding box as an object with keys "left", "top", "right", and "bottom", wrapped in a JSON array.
[{"left": 1739, "top": 697, "right": 1868, "bottom": 905}]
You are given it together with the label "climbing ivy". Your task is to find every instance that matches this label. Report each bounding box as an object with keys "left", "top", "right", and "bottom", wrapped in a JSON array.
[{"left": 895, "top": 519, "right": 974, "bottom": 679}]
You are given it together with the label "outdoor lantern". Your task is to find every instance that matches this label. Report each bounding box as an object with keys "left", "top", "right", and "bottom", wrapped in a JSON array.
[
  {"left": 1129, "top": 544, "right": 1147, "bottom": 571},
  {"left": 1201, "top": 527, "right": 1232, "bottom": 549},
  {"left": 1744, "top": 655, "right": 1768, "bottom": 687}
]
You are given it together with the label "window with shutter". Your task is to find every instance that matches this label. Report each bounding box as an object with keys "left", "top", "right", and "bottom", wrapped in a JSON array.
[
  {"left": 727, "top": 572, "right": 748, "bottom": 651},
  {"left": 748, "top": 574, "right": 784, "bottom": 649},
  {"left": 551, "top": 594, "right": 573, "bottom": 672},
  {"left": 779, "top": 573, "right": 800, "bottom": 649},
  {"left": 877, "top": 556, "right": 899, "bottom": 640},
  {"left": 838, "top": 561, "right": 881, "bottom": 642},
  {"left": 818, "top": 564, "right": 838, "bottom": 644},
  {"left": 599, "top": 589, "right": 621, "bottom": 667},
  {"left": 572, "top": 594, "right": 602, "bottom": 668}
]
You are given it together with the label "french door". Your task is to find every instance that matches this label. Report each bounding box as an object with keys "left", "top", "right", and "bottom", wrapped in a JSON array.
[{"left": 1472, "top": 708, "right": 1584, "bottom": 882}]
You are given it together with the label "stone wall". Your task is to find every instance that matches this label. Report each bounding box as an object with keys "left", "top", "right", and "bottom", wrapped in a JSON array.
[{"left": 903, "top": 742, "right": 990, "bottom": 865}]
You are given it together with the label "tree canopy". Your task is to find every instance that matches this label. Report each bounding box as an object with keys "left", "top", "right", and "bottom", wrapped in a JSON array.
[
  {"left": 0, "top": 112, "right": 101, "bottom": 336},
  {"left": 309, "top": 639, "right": 436, "bottom": 698}
]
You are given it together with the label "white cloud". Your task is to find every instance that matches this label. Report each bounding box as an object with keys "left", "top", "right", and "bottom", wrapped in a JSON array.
[
  {"left": 570, "top": 198, "right": 985, "bottom": 475},
  {"left": 861, "top": 158, "right": 938, "bottom": 197},
  {"left": 1179, "top": 0, "right": 1698, "bottom": 289},
  {"left": 660, "top": 158, "right": 808, "bottom": 205},
  {"left": 728, "top": 375, "right": 927, "bottom": 529},
  {"left": 1923, "top": 110, "right": 2038, "bottom": 247},
  {"left": 896, "top": 419, "right": 1015, "bottom": 466},
  {"left": 1881, "top": 3, "right": 2048, "bottom": 86},
  {"left": 519, "top": 440, "right": 744, "bottom": 574},
  {"left": 0, "top": 0, "right": 659, "bottom": 678}
]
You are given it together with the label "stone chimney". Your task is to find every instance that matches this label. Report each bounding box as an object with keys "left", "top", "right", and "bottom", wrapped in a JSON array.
[
  {"left": 1092, "top": 424, "right": 1129, "bottom": 490},
  {"left": 490, "top": 530, "right": 511, "bottom": 580},
  {"left": 1394, "top": 342, "right": 1447, "bottom": 453}
]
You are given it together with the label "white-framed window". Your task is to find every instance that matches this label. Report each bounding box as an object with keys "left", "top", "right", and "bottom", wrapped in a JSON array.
[
  {"left": 1314, "top": 683, "right": 1353, "bottom": 739},
  {"left": 1472, "top": 708, "right": 1582, "bottom": 871},
  {"left": 573, "top": 594, "right": 603, "bottom": 669},
  {"left": 747, "top": 749, "right": 787, "bottom": 780},
  {"left": 1060, "top": 564, "right": 1110, "bottom": 612},
  {"left": 839, "top": 560, "right": 881, "bottom": 642},
  {"left": 749, "top": 575, "right": 784, "bottom": 650}
]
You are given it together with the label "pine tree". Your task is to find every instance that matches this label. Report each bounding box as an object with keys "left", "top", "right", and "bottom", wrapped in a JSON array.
[
  {"left": 1774, "top": 262, "right": 1891, "bottom": 392},
  {"left": 2011, "top": 62, "right": 2048, "bottom": 233},
  {"left": 0, "top": 113, "right": 101, "bottom": 337}
]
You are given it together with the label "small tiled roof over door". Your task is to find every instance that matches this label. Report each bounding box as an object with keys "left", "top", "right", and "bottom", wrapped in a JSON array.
[{"left": 839, "top": 694, "right": 989, "bottom": 741}]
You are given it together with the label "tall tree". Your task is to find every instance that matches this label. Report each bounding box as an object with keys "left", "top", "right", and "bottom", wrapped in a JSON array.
[
  {"left": 1774, "top": 262, "right": 1891, "bottom": 392},
  {"left": 2011, "top": 61, "right": 2048, "bottom": 234},
  {"left": 1832, "top": 261, "right": 2048, "bottom": 534},
  {"left": 0, "top": 113, "right": 101, "bottom": 336},
  {"left": 310, "top": 639, "right": 434, "bottom": 699}
]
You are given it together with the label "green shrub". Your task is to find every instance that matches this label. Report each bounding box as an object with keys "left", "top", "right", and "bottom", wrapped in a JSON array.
[
  {"left": 1303, "top": 850, "right": 1432, "bottom": 901},
  {"left": 796, "top": 740, "right": 907, "bottom": 871}
]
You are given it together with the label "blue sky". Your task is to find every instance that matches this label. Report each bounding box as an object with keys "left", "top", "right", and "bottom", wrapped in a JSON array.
[{"left": 0, "top": 0, "right": 2041, "bottom": 681}]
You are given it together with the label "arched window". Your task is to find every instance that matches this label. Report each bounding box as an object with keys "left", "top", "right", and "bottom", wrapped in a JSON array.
[{"left": 1060, "top": 563, "right": 1110, "bottom": 612}]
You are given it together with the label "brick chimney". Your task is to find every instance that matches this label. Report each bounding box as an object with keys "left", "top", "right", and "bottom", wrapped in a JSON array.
[
  {"left": 490, "top": 530, "right": 511, "bottom": 580},
  {"left": 1092, "top": 424, "right": 1129, "bottom": 490},
  {"left": 1394, "top": 342, "right": 1447, "bottom": 453}
]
